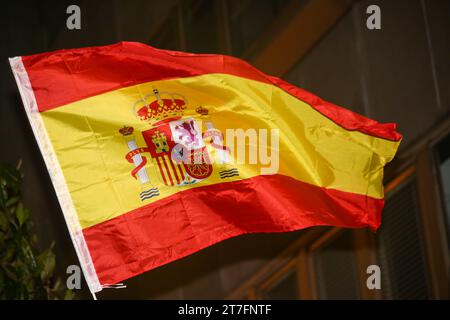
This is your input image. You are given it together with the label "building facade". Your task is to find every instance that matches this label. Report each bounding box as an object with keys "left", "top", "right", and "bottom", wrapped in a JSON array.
[{"left": 0, "top": 0, "right": 449, "bottom": 299}]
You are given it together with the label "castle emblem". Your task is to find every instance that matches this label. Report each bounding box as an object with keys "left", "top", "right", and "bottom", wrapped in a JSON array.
[{"left": 120, "top": 89, "right": 235, "bottom": 201}]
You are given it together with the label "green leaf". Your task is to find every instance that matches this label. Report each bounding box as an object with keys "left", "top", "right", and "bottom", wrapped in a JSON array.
[
  {"left": 0, "top": 187, "right": 6, "bottom": 210},
  {"left": 3, "top": 265, "right": 18, "bottom": 282},
  {"left": 5, "top": 196, "right": 19, "bottom": 208},
  {"left": 15, "top": 203, "right": 29, "bottom": 226},
  {"left": 38, "top": 246, "right": 56, "bottom": 282},
  {"left": 0, "top": 270, "right": 4, "bottom": 289},
  {"left": 0, "top": 211, "right": 8, "bottom": 231},
  {"left": 0, "top": 165, "right": 22, "bottom": 204},
  {"left": 2, "top": 245, "right": 15, "bottom": 263},
  {"left": 20, "top": 237, "right": 37, "bottom": 270},
  {"left": 25, "top": 278, "right": 35, "bottom": 293},
  {"left": 52, "top": 278, "right": 62, "bottom": 291},
  {"left": 64, "top": 289, "right": 75, "bottom": 300},
  {"left": 16, "top": 160, "right": 22, "bottom": 172},
  {"left": 0, "top": 163, "right": 21, "bottom": 183},
  {"left": 31, "top": 233, "right": 38, "bottom": 245}
]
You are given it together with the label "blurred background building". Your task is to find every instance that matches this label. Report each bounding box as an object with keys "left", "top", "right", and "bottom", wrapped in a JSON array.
[{"left": 0, "top": 0, "right": 449, "bottom": 299}]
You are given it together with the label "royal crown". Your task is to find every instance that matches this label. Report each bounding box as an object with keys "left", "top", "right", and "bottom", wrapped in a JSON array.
[
  {"left": 134, "top": 89, "right": 187, "bottom": 126},
  {"left": 119, "top": 126, "right": 134, "bottom": 136},
  {"left": 196, "top": 106, "right": 209, "bottom": 116}
]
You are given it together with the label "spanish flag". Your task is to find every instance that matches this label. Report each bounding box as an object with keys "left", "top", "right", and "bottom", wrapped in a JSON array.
[{"left": 10, "top": 42, "right": 401, "bottom": 293}]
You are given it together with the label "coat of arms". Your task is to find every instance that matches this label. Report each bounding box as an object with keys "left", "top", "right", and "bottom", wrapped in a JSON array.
[{"left": 119, "top": 89, "right": 237, "bottom": 201}]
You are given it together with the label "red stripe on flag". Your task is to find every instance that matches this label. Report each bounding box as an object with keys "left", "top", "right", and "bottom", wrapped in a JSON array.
[
  {"left": 177, "top": 164, "right": 184, "bottom": 181},
  {"left": 155, "top": 156, "right": 168, "bottom": 186},
  {"left": 21, "top": 42, "right": 401, "bottom": 141},
  {"left": 168, "top": 157, "right": 181, "bottom": 185},
  {"left": 22, "top": 42, "right": 270, "bottom": 112},
  {"left": 161, "top": 156, "right": 174, "bottom": 186},
  {"left": 83, "top": 174, "right": 384, "bottom": 285}
]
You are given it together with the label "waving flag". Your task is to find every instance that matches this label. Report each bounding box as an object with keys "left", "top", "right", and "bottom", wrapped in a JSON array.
[{"left": 10, "top": 42, "right": 401, "bottom": 294}]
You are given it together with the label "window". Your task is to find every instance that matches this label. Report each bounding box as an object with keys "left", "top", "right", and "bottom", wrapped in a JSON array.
[
  {"left": 436, "top": 133, "right": 450, "bottom": 251},
  {"left": 313, "top": 231, "right": 359, "bottom": 299},
  {"left": 262, "top": 268, "right": 298, "bottom": 299},
  {"left": 377, "top": 175, "right": 431, "bottom": 299},
  {"left": 255, "top": 257, "right": 300, "bottom": 299}
]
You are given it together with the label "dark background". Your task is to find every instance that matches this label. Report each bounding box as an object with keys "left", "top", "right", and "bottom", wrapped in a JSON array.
[{"left": 0, "top": 0, "right": 449, "bottom": 299}]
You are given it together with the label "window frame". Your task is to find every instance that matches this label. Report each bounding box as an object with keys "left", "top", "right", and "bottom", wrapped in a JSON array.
[{"left": 415, "top": 119, "right": 450, "bottom": 298}]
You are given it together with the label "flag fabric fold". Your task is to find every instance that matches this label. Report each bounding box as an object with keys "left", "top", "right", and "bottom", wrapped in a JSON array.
[{"left": 10, "top": 41, "right": 401, "bottom": 293}]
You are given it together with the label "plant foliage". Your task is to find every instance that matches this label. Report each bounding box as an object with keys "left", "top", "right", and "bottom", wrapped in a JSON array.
[{"left": 0, "top": 162, "right": 73, "bottom": 299}]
